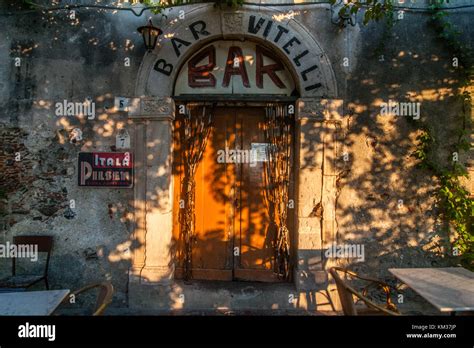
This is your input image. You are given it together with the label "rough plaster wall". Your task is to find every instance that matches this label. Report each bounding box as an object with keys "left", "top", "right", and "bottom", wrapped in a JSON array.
[
  {"left": 335, "top": 10, "right": 471, "bottom": 279},
  {"left": 283, "top": 4, "right": 472, "bottom": 282},
  {"left": 336, "top": 11, "right": 472, "bottom": 311},
  {"left": 295, "top": 4, "right": 473, "bottom": 311},
  {"left": 0, "top": 4, "right": 143, "bottom": 307},
  {"left": 0, "top": 1, "right": 472, "bottom": 309}
]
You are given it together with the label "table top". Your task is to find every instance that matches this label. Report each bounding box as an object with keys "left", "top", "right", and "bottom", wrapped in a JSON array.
[
  {"left": 389, "top": 267, "right": 474, "bottom": 312},
  {"left": 0, "top": 289, "right": 70, "bottom": 316}
]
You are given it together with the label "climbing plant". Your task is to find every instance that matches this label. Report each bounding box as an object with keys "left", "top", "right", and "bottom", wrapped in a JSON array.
[
  {"left": 411, "top": 0, "right": 473, "bottom": 269},
  {"left": 329, "top": 0, "right": 393, "bottom": 25},
  {"left": 332, "top": 0, "right": 473, "bottom": 268},
  {"left": 411, "top": 128, "right": 435, "bottom": 171},
  {"left": 141, "top": 0, "right": 243, "bottom": 14},
  {"left": 140, "top": 0, "right": 165, "bottom": 14},
  {"left": 372, "top": 2, "right": 395, "bottom": 59}
]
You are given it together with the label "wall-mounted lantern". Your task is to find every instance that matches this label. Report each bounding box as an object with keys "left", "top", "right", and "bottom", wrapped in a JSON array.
[{"left": 137, "top": 19, "right": 162, "bottom": 52}]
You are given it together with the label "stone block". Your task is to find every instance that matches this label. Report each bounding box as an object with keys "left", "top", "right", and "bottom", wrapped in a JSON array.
[
  {"left": 297, "top": 221, "right": 322, "bottom": 249},
  {"left": 297, "top": 168, "right": 322, "bottom": 217},
  {"left": 298, "top": 120, "right": 324, "bottom": 169}
]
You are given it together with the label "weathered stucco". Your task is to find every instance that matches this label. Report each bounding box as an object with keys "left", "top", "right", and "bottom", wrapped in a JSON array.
[{"left": 0, "top": 0, "right": 472, "bottom": 312}]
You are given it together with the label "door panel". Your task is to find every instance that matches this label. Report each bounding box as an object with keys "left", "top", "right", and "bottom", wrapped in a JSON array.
[
  {"left": 235, "top": 109, "right": 279, "bottom": 281},
  {"left": 193, "top": 110, "right": 234, "bottom": 273},
  {"left": 173, "top": 108, "right": 235, "bottom": 280}
]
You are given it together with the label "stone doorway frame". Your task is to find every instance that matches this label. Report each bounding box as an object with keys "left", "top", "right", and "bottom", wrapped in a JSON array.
[
  {"left": 126, "top": 6, "right": 346, "bottom": 306},
  {"left": 127, "top": 96, "right": 345, "bottom": 291}
]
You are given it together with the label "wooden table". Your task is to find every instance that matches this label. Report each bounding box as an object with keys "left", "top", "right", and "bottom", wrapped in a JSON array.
[
  {"left": 389, "top": 267, "right": 474, "bottom": 314},
  {"left": 0, "top": 289, "right": 70, "bottom": 316}
]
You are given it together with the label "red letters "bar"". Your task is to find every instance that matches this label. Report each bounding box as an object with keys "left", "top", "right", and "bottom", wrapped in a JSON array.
[{"left": 187, "top": 44, "right": 286, "bottom": 89}]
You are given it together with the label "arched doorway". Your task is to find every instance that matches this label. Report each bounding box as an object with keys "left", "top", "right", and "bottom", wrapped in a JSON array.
[
  {"left": 128, "top": 5, "right": 342, "bottom": 296},
  {"left": 171, "top": 40, "right": 297, "bottom": 282}
]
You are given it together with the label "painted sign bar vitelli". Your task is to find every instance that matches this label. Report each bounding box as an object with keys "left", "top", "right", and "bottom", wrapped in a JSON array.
[
  {"left": 151, "top": 14, "right": 327, "bottom": 96},
  {"left": 174, "top": 41, "right": 295, "bottom": 95},
  {"left": 78, "top": 152, "right": 133, "bottom": 187}
]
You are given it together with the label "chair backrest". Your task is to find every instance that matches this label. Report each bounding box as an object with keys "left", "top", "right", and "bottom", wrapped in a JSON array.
[
  {"left": 329, "top": 267, "right": 400, "bottom": 316},
  {"left": 72, "top": 282, "right": 114, "bottom": 316},
  {"left": 329, "top": 267, "right": 358, "bottom": 315},
  {"left": 94, "top": 282, "right": 114, "bottom": 315},
  {"left": 12, "top": 235, "right": 53, "bottom": 277}
]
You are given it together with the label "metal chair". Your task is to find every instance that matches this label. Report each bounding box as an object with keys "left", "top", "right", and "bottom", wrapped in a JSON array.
[
  {"left": 0, "top": 235, "right": 53, "bottom": 290},
  {"left": 329, "top": 267, "right": 400, "bottom": 316},
  {"left": 67, "top": 282, "right": 114, "bottom": 316}
]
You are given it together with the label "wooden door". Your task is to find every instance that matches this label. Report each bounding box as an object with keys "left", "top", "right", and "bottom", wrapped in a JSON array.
[
  {"left": 234, "top": 108, "right": 280, "bottom": 282},
  {"left": 172, "top": 106, "right": 293, "bottom": 282},
  {"left": 173, "top": 107, "right": 235, "bottom": 281}
]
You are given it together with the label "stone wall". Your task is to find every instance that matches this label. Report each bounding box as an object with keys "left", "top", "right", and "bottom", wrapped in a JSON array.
[{"left": 0, "top": 127, "right": 33, "bottom": 231}]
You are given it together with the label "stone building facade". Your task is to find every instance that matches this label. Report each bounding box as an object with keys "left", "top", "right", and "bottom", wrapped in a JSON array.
[{"left": 0, "top": 0, "right": 472, "bottom": 312}]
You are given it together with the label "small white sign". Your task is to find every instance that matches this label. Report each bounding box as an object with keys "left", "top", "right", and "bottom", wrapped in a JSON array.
[
  {"left": 114, "top": 97, "right": 129, "bottom": 111},
  {"left": 251, "top": 143, "right": 271, "bottom": 162},
  {"left": 116, "top": 129, "right": 130, "bottom": 149}
]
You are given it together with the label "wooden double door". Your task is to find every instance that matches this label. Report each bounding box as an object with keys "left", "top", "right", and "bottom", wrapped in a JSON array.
[{"left": 172, "top": 106, "right": 294, "bottom": 282}]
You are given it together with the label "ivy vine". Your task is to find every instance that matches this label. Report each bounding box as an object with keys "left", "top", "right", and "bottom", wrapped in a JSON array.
[
  {"left": 372, "top": 2, "right": 395, "bottom": 59},
  {"left": 334, "top": 0, "right": 473, "bottom": 268},
  {"left": 140, "top": 0, "right": 243, "bottom": 14},
  {"left": 330, "top": 0, "right": 394, "bottom": 25},
  {"left": 412, "top": 0, "right": 473, "bottom": 269}
]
